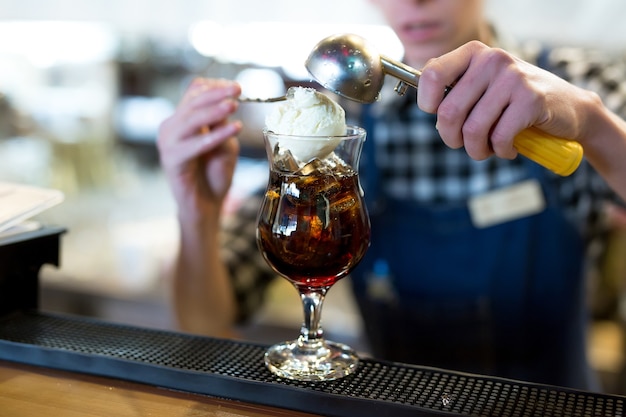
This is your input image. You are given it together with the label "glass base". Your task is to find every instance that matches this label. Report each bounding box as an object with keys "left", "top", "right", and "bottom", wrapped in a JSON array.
[{"left": 264, "top": 339, "right": 359, "bottom": 381}]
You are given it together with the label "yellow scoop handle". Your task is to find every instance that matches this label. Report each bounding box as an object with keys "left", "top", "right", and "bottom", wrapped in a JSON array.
[{"left": 513, "top": 126, "right": 583, "bottom": 176}]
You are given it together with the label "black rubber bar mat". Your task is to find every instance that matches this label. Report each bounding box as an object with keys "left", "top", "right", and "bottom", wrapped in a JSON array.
[{"left": 0, "top": 311, "right": 623, "bottom": 417}]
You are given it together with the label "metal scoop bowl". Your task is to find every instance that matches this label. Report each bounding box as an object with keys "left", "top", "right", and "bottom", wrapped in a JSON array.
[
  {"left": 305, "top": 33, "right": 583, "bottom": 176},
  {"left": 305, "top": 33, "right": 420, "bottom": 103}
]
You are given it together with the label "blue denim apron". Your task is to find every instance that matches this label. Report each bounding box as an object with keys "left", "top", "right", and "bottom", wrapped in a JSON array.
[{"left": 350, "top": 107, "right": 594, "bottom": 390}]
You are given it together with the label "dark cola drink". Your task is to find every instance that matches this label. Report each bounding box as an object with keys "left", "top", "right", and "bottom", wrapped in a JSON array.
[
  {"left": 257, "top": 160, "right": 370, "bottom": 289},
  {"left": 260, "top": 126, "right": 368, "bottom": 381}
]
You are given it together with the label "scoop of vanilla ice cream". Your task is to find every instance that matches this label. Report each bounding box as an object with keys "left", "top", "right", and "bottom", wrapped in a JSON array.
[
  {"left": 266, "top": 87, "right": 346, "bottom": 136},
  {"left": 265, "top": 87, "right": 346, "bottom": 162}
]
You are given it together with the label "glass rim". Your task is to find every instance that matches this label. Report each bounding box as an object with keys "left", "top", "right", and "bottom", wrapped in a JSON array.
[{"left": 263, "top": 125, "right": 365, "bottom": 140}]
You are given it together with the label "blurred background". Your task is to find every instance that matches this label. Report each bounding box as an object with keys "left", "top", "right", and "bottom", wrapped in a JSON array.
[{"left": 2, "top": 0, "right": 626, "bottom": 394}]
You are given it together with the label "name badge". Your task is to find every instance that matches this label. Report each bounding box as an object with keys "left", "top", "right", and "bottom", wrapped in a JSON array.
[{"left": 468, "top": 179, "right": 546, "bottom": 228}]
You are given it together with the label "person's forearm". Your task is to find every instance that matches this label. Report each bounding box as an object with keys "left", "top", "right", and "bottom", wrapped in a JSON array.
[
  {"left": 172, "top": 213, "right": 237, "bottom": 337},
  {"left": 579, "top": 96, "right": 626, "bottom": 203}
]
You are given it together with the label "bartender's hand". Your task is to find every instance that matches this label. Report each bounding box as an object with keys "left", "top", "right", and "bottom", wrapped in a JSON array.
[
  {"left": 158, "top": 78, "right": 242, "bottom": 221},
  {"left": 417, "top": 40, "right": 600, "bottom": 161}
]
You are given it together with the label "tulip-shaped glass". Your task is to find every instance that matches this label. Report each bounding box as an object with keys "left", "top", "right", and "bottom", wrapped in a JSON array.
[{"left": 256, "top": 126, "right": 370, "bottom": 381}]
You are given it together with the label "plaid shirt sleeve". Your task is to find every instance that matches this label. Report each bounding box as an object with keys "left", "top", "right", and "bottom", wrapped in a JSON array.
[
  {"left": 220, "top": 189, "right": 278, "bottom": 324},
  {"left": 541, "top": 46, "right": 626, "bottom": 239}
]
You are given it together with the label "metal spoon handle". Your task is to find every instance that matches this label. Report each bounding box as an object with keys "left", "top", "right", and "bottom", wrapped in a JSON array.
[
  {"left": 381, "top": 55, "right": 422, "bottom": 88},
  {"left": 238, "top": 95, "right": 287, "bottom": 103}
]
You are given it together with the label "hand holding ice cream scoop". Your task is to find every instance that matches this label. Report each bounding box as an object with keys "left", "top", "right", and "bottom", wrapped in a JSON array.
[
  {"left": 305, "top": 33, "right": 584, "bottom": 176},
  {"left": 264, "top": 87, "right": 346, "bottom": 162}
]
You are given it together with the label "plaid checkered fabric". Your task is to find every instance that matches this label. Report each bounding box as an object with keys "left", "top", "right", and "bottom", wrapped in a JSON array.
[
  {"left": 222, "top": 42, "right": 626, "bottom": 323},
  {"left": 220, "top": 193, "right": 274, "bottom": 323},
  {"left": 365, "top": 90, "right": 529, "bottom": 204}
]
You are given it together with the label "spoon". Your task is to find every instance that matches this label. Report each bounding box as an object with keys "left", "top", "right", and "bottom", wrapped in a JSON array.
[
  {"left": 238, "top": 95, "right": 287, "bottom": 103},
  {"left": 304, "top": 33, "right": 583, "bottom": 176},
  {"left": 237, "top": 87, "right": 299, "bottom": 103}
]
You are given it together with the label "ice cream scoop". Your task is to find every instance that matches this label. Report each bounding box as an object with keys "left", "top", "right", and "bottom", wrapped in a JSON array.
[
  {"left": 305, "top": 33, "right": 583, "bottom": 176},
  {"left": 265, "top": 86, "right": 346, "bottom": 162}
]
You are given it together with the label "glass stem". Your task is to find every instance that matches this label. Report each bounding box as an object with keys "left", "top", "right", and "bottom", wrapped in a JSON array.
[{"left": 297, "top": 287, "right": 328, "bottom": 351}]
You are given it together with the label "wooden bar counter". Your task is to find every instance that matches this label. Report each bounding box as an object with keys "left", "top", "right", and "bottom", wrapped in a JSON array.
[{"left": 0, "top": 360, "right": 318, "bottom": 417}]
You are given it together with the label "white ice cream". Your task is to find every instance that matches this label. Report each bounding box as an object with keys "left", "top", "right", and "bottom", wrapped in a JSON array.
[{"left": 265, "top": 87, "right": 346, "bottom": 162}]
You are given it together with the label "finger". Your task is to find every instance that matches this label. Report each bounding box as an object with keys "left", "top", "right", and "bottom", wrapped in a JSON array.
[
  {"left": 176, "top": 79, "right": 240, "bottom": 139},
  {"left": 181, "top": 78, "right": 241, "bottom": 110},
  {"left": 418, "top": 41, "right": 485, "bottom": 114},
  {"left": 419, "top": 41, "right": 488, "bottom": 149},
  {"left": 489, "top": 93, "right": 543, "bottom": 160},
  {"left": 458, "top": 77, "right": 515, "bottom": 160},
  {"left": 160, "top": 121, "right": 242, "bottom": 169},
  {"left": 484, "top": 64, "right": 548, "bottom": 159},
  {"left": 435, "top": 72, "right": 489, "bottom": 151},
  {"left": 167, "top": 98, "right": 239, "bottom": 143},
  {"left": 197, "top": 121, "right": 242, "bottom": 157}
]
